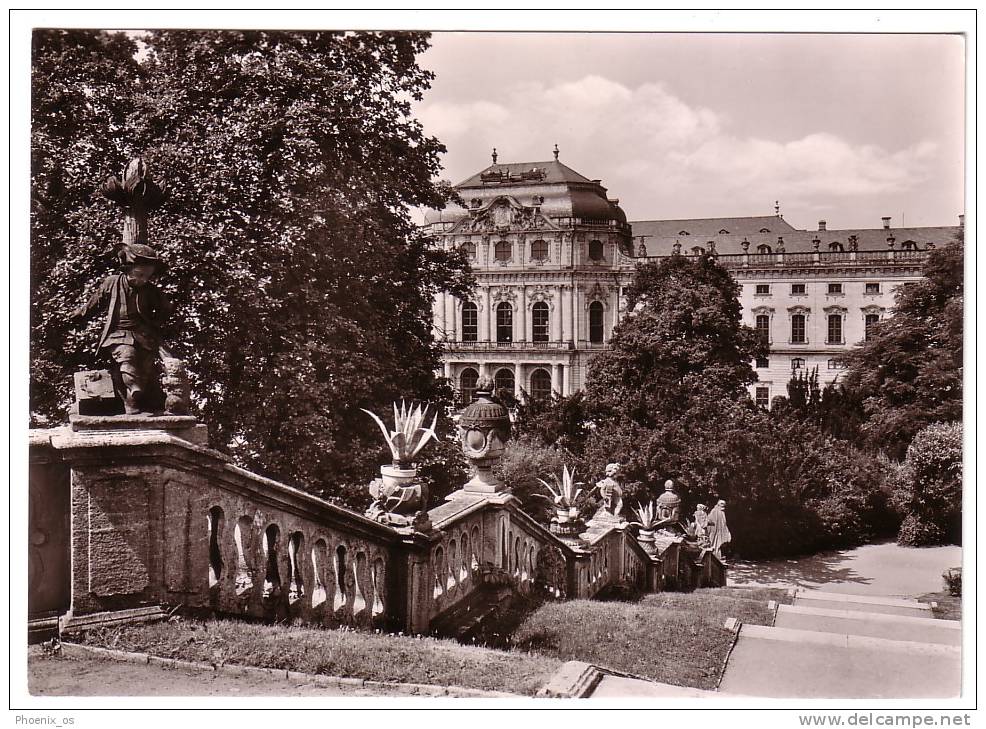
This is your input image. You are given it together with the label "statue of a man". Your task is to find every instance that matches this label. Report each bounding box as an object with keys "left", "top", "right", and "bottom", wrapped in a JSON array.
[
  {"left": 706, "top": 500, "right": 732, "bottom": 558},
  {"left": 595, "top": 462, "right": 624, "bottom": 517},
  {"left": 70, "top": 243, "right": 172, "bottom": 414}
]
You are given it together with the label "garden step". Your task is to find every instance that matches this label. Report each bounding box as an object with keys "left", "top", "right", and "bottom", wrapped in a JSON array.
[
  {"left": 589, "top": 674, "right": 721, "bottom": 698},
  {"left": 793, "top": 590, "right": 932, "bottom": 618},
  {"left": 775, "top": 604, "right": 960, "bottom": 646},
  {"left": 720, "top": 622, "right": 959, "bottom": 698}
]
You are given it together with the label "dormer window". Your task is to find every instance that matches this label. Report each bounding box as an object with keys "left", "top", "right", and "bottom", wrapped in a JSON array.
[
  {"left": 757, "top": 244, "right": 772, "bottom": 254},
  {"left": 678, "top": 230, "right": 690, "bottom": 236},
  {"left": 901, "top": 240, "right": 918, "bottom": 251},
  {"left": 829, "top": 242, "right": 844, "bottom": 252},
  {"left": 719, "top": 229, "right": 730, "bottom": 234},
  {"left": 759, "top": 228, "right": 771, "bottom": 233},
  {"left": 691, "top": 246, "right": 705, "bottom": 256}
]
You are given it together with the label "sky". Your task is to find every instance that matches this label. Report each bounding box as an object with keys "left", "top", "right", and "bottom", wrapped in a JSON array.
[{"left": 414, "top": 32, "right": 965, "bottom": 230}]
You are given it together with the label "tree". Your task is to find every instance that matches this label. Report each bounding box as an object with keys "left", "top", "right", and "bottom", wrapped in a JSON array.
[
  {"left": 841, "top": 235, "right": 963, "bottom": 459},
  {"left": 31, "top": 30, "right": 473, "bottom": 504},
  {"left": 585, "top": 253, "right": 765, "bottom": 425}
]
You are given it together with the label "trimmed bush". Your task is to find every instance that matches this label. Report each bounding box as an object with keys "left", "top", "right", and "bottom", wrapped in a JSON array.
[{"left": 894, "top": 422, "right": 962, "bottom": 546}]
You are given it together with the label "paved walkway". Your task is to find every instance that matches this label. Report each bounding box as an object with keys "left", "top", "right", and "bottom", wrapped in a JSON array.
[{"left": 727, "top": 541, "right": 961, "bottom": 597}]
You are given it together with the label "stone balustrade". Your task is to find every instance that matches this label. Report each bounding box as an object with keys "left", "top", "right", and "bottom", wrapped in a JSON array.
[{"left": 28, "top": 414, "right": 726, "bottom": 642}]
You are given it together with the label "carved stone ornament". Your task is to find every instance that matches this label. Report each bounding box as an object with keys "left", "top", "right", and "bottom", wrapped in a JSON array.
[
  {"left": 490, "top": 286, "right": 518, "bottom": 304},
  {"left": 656, "top": 480, "right": 682, "bottom": 524}
]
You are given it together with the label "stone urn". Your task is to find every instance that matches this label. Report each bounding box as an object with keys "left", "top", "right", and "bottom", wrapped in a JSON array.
[
  {"left": 636, "top": 527, "right": 657, "bottom": 555},
  {"left": 656, "top": 479, "right": 682, "bottom": 524},
  {"left": 457, "top": 377, "right": 511, "bottom": 493}
]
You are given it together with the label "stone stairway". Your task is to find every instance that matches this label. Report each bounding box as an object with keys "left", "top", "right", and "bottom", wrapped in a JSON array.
[{"left": 718, "top": 588, "right": 961, "bottom": 698}]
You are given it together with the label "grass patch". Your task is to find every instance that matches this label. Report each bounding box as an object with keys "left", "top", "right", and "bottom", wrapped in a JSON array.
[
  {"left": 75, "top": 619, "right": 560, "bottom": 696},
  {"left": 918, "top": 591, "right": 962, "bottom": 621},
  {"left": 510, "top": 587, "right": 776, "bottom": 690}
]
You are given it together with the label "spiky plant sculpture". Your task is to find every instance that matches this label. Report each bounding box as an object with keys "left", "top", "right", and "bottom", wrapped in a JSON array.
[{"left": 362, "top": 400, "right": 438, "bottom": 468}]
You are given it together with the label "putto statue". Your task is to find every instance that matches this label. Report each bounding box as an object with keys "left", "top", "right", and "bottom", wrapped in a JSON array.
[
  {"left": 594, "top": 462, "right": 625, "bottom": 518},
  {"left": 70, "top": 241, "right": 172, "bottom": 414},
  {"left": 706, "top": 500, "right": 732, "bottom": 558},
  {"left": 693, "top": 503, "right": 710, "bottom": 548}
]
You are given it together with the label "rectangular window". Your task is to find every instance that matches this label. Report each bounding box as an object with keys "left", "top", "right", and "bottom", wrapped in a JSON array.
[
  {"left": 827, "top": 358, "right": 846, "bottom": 370},
  {"left": 461, "top": 305, "right": 478, "bottom": 342},
  {"left": 791, "top": 283, "right": 806, "bottom": 295},
  {"left": 755, "top": 314, "right": 770, "bottom": 343},
  {"left": 865, "top": 282, "right": 880, "bottom": 294},
  {"left": 791, "top": 357, "right": 806, "bottom": 370},
  {"left": 865, "top": 313, "right": 880, "bottom": 340},
  {"left": 827, "top": 282, "right": 843, "bottom": 295},
  {"left": 756, "top": 356, "right": 769, "bottom": 369},
  {"left": 755, "top": 284, "right": 770, "bottom": 295},
  {"left": 755, "top": 387, "right": 770, "bottom": 409},
  {"left": 791, "top": 314, "right": 806, "bottom": 344},
  {"left": 827, "top": 314, "right": 843, "bottom": 344}
]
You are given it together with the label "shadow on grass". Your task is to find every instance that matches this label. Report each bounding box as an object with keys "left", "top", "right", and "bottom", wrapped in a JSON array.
[{"left": 727, "top": 546, "right": 875, "bottom": 589}]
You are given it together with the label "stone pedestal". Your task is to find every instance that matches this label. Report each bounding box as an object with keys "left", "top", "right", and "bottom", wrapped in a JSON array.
[{"left": 69, "top": 413, "right": 209, "bottom": 446}]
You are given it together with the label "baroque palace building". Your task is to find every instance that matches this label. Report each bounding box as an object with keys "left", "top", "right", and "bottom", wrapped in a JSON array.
[{"left": 425, "top": 151, "right": 961, "bottom": 407}]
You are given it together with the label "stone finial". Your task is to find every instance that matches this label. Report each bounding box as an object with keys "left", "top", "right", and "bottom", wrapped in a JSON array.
[
  {"left": 887, "top": 235, "right": 896, "bottom": 249},
  {"left": 553, "top": 143, "right": 560, "bottom": 161},
  {"left": 491, "top": 147, "right": 498, "bottom": 164},
  {"left": 741, "top": 238, "right": 750, "bottom": 252},
  {"left": 457, "top": 377, "right": 511, "bottom": 493},
  {"left": 656, "top": 479, "right": 681, "bottom": 523},
  {"left": 672, "top": 240, "right": 682, "bottom": 255},
  {"left": 776, "top": 236, "right": 785, "bottom": 253},
  {"left": 812, "top": 237, "right": 820, "bottom": 251}
]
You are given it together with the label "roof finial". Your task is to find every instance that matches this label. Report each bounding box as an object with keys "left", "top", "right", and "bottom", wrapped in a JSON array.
[
  {"left": 553, "top": 143, "right": 559, "bottom": 161},
  {"left": 775, "top": 200, "right": 781, "bottom": 217},
  {"left": 491, "top": 147, "right": 498, "bottom": 165}
]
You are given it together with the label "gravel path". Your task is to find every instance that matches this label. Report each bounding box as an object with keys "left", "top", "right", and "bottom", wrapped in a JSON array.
[{"left": 727, "top": 541, "right": 962, "bottom": 598}]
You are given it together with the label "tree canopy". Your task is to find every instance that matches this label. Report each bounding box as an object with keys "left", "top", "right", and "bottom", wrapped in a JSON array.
[
  {"left": 840, "top": 234, "right": 963, "bottom": 459},
  {"left": 31, "top": 30, "right": 472, "bottom": 504}
]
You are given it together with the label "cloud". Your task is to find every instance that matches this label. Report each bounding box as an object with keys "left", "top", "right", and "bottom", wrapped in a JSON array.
[{"left": 415, "top": 75, "right": 940, "bottom": 223}]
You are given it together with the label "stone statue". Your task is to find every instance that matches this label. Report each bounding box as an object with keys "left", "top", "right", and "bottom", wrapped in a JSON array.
[
  {"left": 707, "top": 500, "right": 732, "bottom": 557},
  {"left": 693, "top": 503, "right": 710, "bottom": 548},
  {"left": 70, "top": 242, "right": 172, "bottom": 414},
  {"left": 595, "top": 462, "right": 625, "bottom": 517}
]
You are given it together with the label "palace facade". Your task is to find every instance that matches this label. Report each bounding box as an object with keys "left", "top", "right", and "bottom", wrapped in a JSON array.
[{"left": 425, "top": 154, "right": 961, "bottom": 407}]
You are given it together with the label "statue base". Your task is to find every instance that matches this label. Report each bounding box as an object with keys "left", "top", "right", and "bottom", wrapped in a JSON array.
[{"left": 69, "top": 413, "right": 209, "bottom": 446}]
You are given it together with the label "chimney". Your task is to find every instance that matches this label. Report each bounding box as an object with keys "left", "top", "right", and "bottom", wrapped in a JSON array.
[
  {"left": 959, "top": 214, "right": 965, "bottom": 228},
  {"left": 882, "top": 216, "right": 892, "bottom": 230},
  {"left": 818, "top": 220, "right": 827, "bottom": 231}
]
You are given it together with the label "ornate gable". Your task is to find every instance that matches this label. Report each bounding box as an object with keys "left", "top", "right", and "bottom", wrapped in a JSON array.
[{"left": 451, "top": 196, "right": 558, "bottom": 235}]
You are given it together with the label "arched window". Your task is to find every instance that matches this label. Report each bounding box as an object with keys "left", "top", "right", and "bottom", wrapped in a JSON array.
[
  {"left": 461, "top": 302, "right": 478, "bottom": 342},
  {"left": 494, "top": 240, "right": 511, "bottom": 261},
  {"left": 461, "top": 241, "right": 477, "bottom": 260},
  {"left": 719, "top": 229, "right": 730, "bottom": 234},
  {"left": 791, "top": 357, "right": 806, "bottom": 370},
  {"left": 494, "top": 368, "right": 515, "bottom": 395},
  {"left": 588, "top": 301, "right": 605, "bottom": 343},
  {"left": 531, "top": 301, "right": 550, "bottom": 342},
  {"left": 496, "top": 302, "right": 513, "bottom": 342},
  {"left": 829, "top": 241, "right": 844, "bottom": 252},
  {"left": 759, "top": 228, "right": 771, "bottom": 233},
  {"left": 901, "top": 240, "right": 918, "bottom": 251},
  {"left": 459, "top": 368, "right": 479, "bottom": 406},
  {"left": 588, "top": 240, "right": 604, "bottom": 261},
  {"left": 755, "top": 314, "right": 770, "bottom": 343},
  {"left": 530, "top": 368, "right": 552, "bottom": 401},
  {"left": 530, "top": 239, "right": 548, "bottom": 261},
  {"left": 757, "top": 244, "right": 772, "bottom": 254}
]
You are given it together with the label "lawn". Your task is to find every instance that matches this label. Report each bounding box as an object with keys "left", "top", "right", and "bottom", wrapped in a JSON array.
[
  {"left": 918, "top": 591, "right": 962, "bottom": 621},
  {"left": 75, "top": 619, "right": 560, "bottom": 696},
  {"left": 509, "top": 587, "right": 781, "bottom": 690}
]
